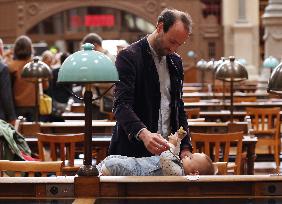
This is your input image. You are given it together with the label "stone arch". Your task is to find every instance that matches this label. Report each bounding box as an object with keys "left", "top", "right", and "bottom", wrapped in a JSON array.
[{"left": 23, "top": 1, "right": 157, "bottom": 33}]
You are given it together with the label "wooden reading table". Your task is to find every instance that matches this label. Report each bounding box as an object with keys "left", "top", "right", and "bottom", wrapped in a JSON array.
[
  {"left": 21, "top": 120, "right": 230, "bottom": 134},
  {"left": 1, "top": 175, "right": 282, "bottom": 200},
  {"left": 183, "top": 91, "right": 269, "bottom": 99},
  {"left": 199, "top": 110, "right": 282, "bottom": 122},
  {"left": 21, "top": 120, "right": 115, "bottom": 134},
  {"left": 183, "top": 85, "right": 258, "bottom": 93},
  {"left": 184, "top": 100, "right": 282, "bottom": 111}
]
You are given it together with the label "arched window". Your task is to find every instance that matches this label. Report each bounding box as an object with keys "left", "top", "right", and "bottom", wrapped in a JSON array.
[{"left": 28, "top": 7, "right": 154, "bottom": 39}]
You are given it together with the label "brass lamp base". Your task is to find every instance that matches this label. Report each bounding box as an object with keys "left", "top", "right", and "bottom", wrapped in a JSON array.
[{"left": 77, "top": 165, "right": 99, "bottom": 176}]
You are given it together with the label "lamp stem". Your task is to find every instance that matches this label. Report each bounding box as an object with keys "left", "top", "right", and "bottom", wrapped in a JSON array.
[
  {"left": 84, "top": 87, "right": 92, "bottom": 166},
  {"left": 230, "top": 80, "right": 234, "bottom": 123},
  {"left": 212, "top": 72, "right": 215, "bottom": 94},
  {"left": 35, "top": 80, "right": 39, "bottom": 123},
  {"left": 230, "top": 60, "right": 234, "bottom": 123},
  {"left": 201, "top": 70, "right": 205, "bottom": 91},
  {"left": 77, "top": 84, "right": 99, "bottom": 176},
  {"left": 222, "top": 81, "right": 226, "bottom": 108}
]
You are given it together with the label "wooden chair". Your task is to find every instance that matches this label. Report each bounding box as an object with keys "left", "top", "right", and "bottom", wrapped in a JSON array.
[
  {"left": 184, "top": 108, "right": 200, "bottom": 119},
  {"left": 227, "top": 123, "right": 248, "bottom": 174},
  {"left": 37, "top": 133, "right": 84, "bottom": 175},
  {"left": 227, "top": 122, "right": 248, "bottom": 134},
  {"left": 183, "top": 97, "right": 200, "bottom": 103},
  {"left": 213, "top": 162, "right": 228, "bottom": 175},
  {"left": 234, "top": 96, "right": 257, "bottom": 103},
  {"left": 213, "top": 83, "right": 230, "bottom": 93},
  {"left": 71, "top": 103, "right": 85, "bottom": 113},
  {"left": 191, "top": 131, "right": 243, "bottom": 175},
  {"left": 0, "top": 160, "right": 63, "bottom": 177},
  {"left": 17, "top": 122, "right": 41, "bottom": 137},
  {"left": 246, "top": 107, "right": 281, "bottom": 171}
]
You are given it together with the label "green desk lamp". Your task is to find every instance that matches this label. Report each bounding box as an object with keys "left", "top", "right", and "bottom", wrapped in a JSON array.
[{"left": 57, "top": 43, "right": 118, "bottom": 176}]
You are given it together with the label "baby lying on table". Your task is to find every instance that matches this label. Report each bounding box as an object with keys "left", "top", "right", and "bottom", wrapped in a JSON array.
[{"left": 97, "top": 128, "right": 216, "bottom": 176}]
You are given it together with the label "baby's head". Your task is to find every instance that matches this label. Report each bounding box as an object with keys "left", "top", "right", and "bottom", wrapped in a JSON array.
[{"left": 182, "top": 153, "right": 215, "bottom": 175}]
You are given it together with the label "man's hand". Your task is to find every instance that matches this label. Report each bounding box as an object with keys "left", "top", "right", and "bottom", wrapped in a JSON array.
[{"left": 138, "top": 129, "right": 170, "bottom": 155}]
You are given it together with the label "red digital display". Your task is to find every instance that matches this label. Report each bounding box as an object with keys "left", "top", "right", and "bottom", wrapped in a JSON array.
[{"left": 71, "top": 15, "right": 115, "bottom": 27}]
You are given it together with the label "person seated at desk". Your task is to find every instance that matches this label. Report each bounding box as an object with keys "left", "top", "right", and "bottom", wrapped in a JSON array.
[{"left": 97, "top": 128, "right": 216, "bottom": 176}]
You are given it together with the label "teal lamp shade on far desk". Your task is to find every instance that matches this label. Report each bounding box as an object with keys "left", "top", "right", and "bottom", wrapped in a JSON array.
[
  {"left": 58, "top": 43, "right": 118, "bottom": 84},
  {"left": 263, "top": 56, "right": 279, "bottom": 75},
  {"left": 263, "top": 56, "right": 279, "bottom": 70}
]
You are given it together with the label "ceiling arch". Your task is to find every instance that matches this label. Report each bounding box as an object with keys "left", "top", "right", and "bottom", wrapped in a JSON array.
[{"left": 24, "top": 1, "right": 157, "bottom": 33}]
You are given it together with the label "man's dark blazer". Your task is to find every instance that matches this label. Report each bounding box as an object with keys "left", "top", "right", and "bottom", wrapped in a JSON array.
[
  {"left": 109, "top": 37, "right": 192, "bottom": 157},
  {"left": 0, "top": 61, "right": 16, "bottom": 122}
]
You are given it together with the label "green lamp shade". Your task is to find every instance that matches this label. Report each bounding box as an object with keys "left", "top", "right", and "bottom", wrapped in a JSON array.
[
  {"left": 58, "top": 43, "right": 118, "bottom": 83},
  {"left": 263, "top": 56, "right": 279, "bottom": 69},
  {"left": 237, "top": 58, "right": 247, "bottom": 66},
  {"left": 187, "top": 50, "right": 196, "bottom": 58},
  {"left": 268, "top": 62, "right": 282, "bottom": 95}
]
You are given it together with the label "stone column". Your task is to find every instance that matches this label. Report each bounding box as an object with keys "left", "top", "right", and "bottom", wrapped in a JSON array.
[
  {"left": 231, "top": 0, "right": 259, "bottom": 79},
  {"left": 262, "top": 0, "right": 282, "bottom": 60}
]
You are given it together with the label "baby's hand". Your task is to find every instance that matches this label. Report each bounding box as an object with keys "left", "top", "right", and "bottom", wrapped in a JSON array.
[
  {"left": 177, "top": 126, "right": 187, "bottom": 139},
  {"left": 168, "top": 133, "right": 178, "bottom": 146}
]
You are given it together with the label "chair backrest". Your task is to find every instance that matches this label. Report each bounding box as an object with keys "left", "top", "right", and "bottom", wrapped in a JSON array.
[
  {"left": 183, "top": 97, "right": 200, "bottom": 103},
  {"left": 18, "top": 122, "right": 41, "bottom": 137},
  {"left": 36, "top": 133, "right": 84, "bottom": 168},
  {"left": 185, "top": 108, "right": 200, "bottom": 119},
  {"left": 213, "top": 83, "right": 230, "bottom": 93},
  {"left": 234, "top": 96, "right": 256, "bottom": 103},
  {"left": 191, "top": 131, "right": 243, "bottom": 175},
  {"left": 71, "top": 103, "right": 84, "bottom": 113},
  {"left": 246, "top": 107, "right": 280, "bottom": 135},
  {"left": 227, "top": 122, "right": 248, "bottom": 134},
  {"left": 246, "top": 107, "right": 281, "bottom": 171},
  {"left": 213, "top": 162, "right": 227, "bottom": 175},
  {"left": 0, "top": 160, "right": 63, "bottom": 177}
]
